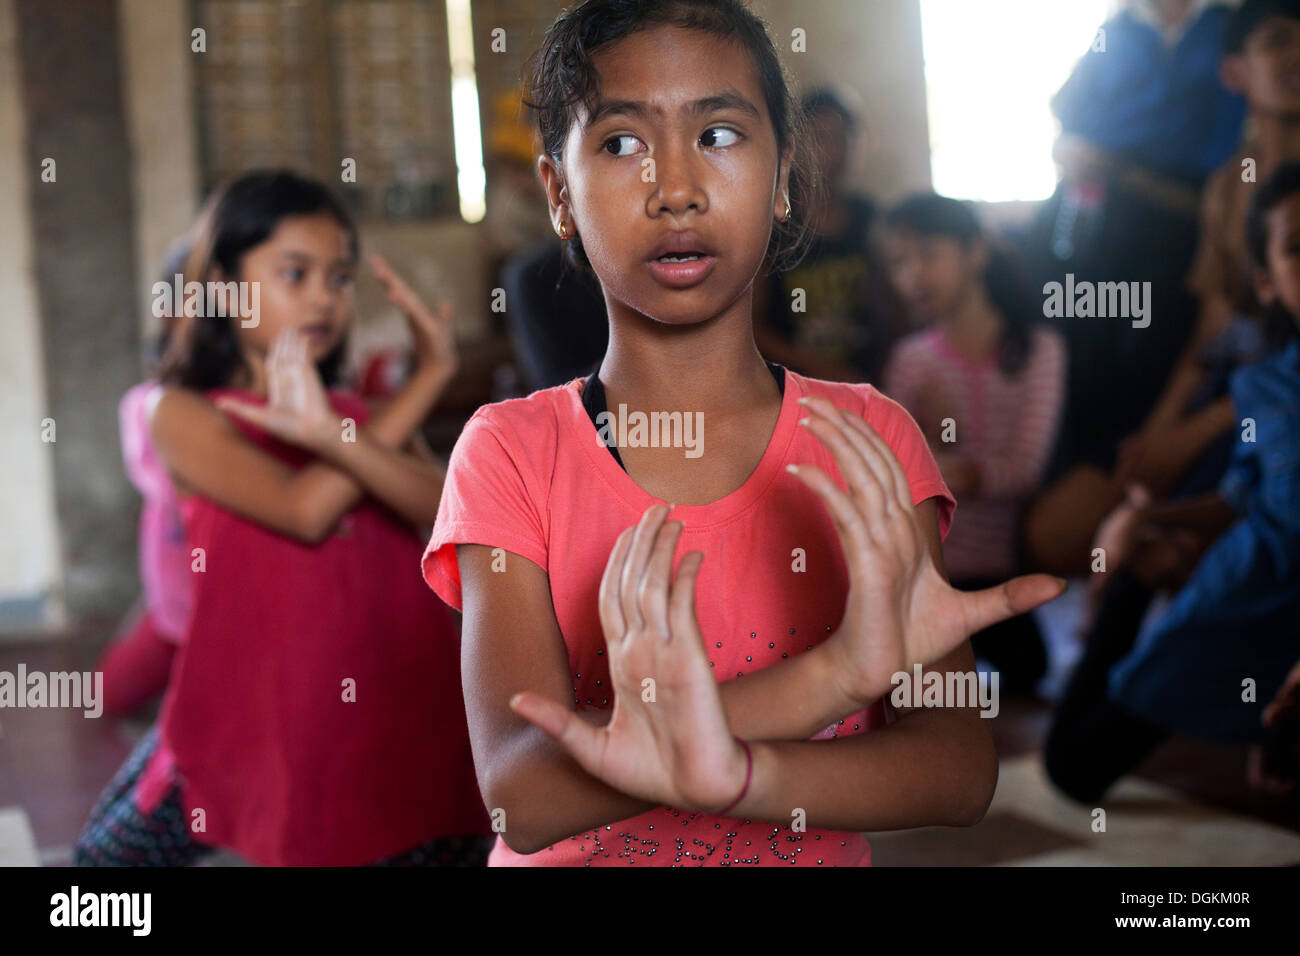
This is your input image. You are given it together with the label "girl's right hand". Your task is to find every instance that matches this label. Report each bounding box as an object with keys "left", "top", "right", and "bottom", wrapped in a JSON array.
[
  {"left": 790, "top": 395, "right": 1066, "bottom": 707},
  {"left": 507, "top": 505, "right": 751, "bottom": 815},
  {"left": 216, "top": 329, "right": 337, "bottom": 452}
]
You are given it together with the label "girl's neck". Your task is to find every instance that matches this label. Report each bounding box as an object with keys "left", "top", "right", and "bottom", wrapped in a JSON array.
[
  {"left": 230, "top": 352, "right": 269, "bottom": 397},
  {"left": 938, "top": 286, "right": 1003, "bottom": 361},
  {"left": 598, "top": 286, "right": 777, "bottom": 413}
]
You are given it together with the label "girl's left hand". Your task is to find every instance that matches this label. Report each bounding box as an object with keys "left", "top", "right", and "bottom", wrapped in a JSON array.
[
  {"left": 216, "top": 328, "right": 338, "bottom": 452},
  {"left": 508, "top": 504, "right": 750, "bottom": 814},
  {"left": 791, "top": 395, "right": 1065, "bottom": 707},
  {"left": 369, "top": 254, "right": 458, "bottom": 380}
]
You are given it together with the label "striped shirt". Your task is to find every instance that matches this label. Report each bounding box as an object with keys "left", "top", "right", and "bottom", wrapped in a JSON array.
[{"left": 884, "top": 325, "right": 1066, "bottom": 581}]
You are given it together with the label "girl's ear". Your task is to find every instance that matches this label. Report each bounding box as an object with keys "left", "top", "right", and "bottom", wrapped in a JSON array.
[
  {"left": 775, "top": 144, "right": 794, "bottom": 219},
  {"left": 537, "top": 153, "right": 567, "bottom": 232}
]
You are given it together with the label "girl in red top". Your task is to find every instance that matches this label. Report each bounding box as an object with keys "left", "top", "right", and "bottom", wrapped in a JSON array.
[
  {"left": 75, "top": 169, "right": 490, "bottom": 866},
  {"left": 423, "top": 0, "right": 1065, "bottom": 866}
]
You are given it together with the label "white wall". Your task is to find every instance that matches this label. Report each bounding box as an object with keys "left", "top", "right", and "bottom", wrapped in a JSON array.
[
  {"left": 752, "top": 0, "right": 933, "bottom": 202},
  {"left": 0, "top": 0, "right": 64, "bottom": 629}
]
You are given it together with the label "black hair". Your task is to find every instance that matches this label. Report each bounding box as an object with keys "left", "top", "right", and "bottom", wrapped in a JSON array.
[
  {"left": 159, "top": 169, "right": 357, "bottom": 391},
  {"left": 1223, "top": 0, "right": 1300, "bottom": 55},
  {"left": 883, "top": 193, "right": 1037, "bottom": 377},
  {"left": 522, "top": 0, "right": 822, "bottom": 281},
  {"left": 801, "top": 86, "right": 857, "bottom": 136},
  {"left": 1245, "top": 159, "right": 1300, "bottom": 345}
]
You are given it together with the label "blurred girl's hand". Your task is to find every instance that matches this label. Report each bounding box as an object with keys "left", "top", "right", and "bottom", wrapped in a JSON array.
[
  {"left": 1089, "top": 484, "right": 1150, "bottom": 596},
  {"left": 216, "top": 329, "right": 337, "bottom": 452},
  {"left": 507, "top": 504, "right": 750, "bottom": 814},
  {"left": 369, "top": 254, "right": 458, "bottom": 381},
  {"left": 790, "top": 395, "right": 1066, "bottom": 707}
]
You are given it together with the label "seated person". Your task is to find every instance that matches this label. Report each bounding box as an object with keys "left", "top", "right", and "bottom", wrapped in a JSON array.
[
  {"left": 1022, "top": 0, "right": 1295, "bottom": 576},
  {"left": 1045, "top": 162, "right": 1300, "bottom": 802},
  {"left": 754, "top": 87, "right": 906, "bottom": 384},
  {"left": 883, "top": 194, "right": 1067, "bottom": 694}
]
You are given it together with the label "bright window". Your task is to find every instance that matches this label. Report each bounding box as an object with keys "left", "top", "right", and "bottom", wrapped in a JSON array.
[{"left": 919, "top": 0, "right": 1111, "bottom": 201}]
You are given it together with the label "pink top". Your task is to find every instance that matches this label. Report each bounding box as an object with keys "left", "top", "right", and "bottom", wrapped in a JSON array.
[
  {"left": 883, "top": 327, "right": 1065, "bottom": 581},
  {"left": 119, "top": 382, "right": 193, "bottom": 641},
  {"left": 423, "top": 369, "right": 954, "bottom": 867}
]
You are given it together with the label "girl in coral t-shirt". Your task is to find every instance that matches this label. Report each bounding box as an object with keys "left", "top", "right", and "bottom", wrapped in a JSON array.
[{"left": 422, "top": 0, "right": 1063, "bottom": 866}]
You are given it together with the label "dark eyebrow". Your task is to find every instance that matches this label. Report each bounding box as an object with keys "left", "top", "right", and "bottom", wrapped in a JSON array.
[
  {"left": 584, "top": 90, "right": 761, "bottom": 130},
  {"left": 277, "top": 251, "right": 354, "bottom": 268}
]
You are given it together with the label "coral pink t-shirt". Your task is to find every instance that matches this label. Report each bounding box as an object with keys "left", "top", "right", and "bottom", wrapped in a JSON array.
[{"left": 423, "top": 369, "right": 954, "bottom": 867}]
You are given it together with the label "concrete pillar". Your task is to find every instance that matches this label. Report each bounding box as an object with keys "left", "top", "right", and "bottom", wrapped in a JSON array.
[
  {"left": 14, "top": 0, "right": 141, "bottom": 619},
  {"left": 0, "top": 0, "right": 63, "bottom": 630}
]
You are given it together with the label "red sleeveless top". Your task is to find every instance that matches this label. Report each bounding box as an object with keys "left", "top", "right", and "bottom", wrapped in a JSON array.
[{"left": 157, "top": 387, "right": 489, "bottom": 865}]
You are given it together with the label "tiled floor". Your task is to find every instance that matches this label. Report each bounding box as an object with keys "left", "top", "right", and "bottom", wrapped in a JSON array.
[{"left": 2, "top": 586, "right": 1297, "bottom": 866}]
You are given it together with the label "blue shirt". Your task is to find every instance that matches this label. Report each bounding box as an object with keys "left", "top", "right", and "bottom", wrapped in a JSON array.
[
  {"left": 1219, "top": 337, "right": 1300, "bottom": 582},
  {"left": 1105, "top": 339, "right": 1300, "bottom": 741},
  {"left": 1052, "top": 6, "right": 1246, "bottom": 182}
]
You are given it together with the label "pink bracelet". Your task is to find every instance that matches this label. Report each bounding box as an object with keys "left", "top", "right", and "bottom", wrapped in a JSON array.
[{"left": 716, "top": 737, "right": 753, "bottom": 817}]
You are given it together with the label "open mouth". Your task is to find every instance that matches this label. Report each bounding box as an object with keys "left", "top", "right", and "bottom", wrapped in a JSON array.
[
  {"left": 647, "top": 253, "right": 717, "bottom": 288},
  {"left": 646, "top": 231, "right": 718, "bottom": 288}
]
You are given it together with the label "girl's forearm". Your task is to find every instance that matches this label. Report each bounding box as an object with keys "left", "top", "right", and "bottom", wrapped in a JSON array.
[
  {"left": 1143, "top": 360, "right": 1203, "bottom": 432},
  {"left": 488, "top": 726, "right": 657, "bottom": 855},
  {"left": 1143, "top": 299, "right": 1229, "bottom": 431},
  {"left": 1146, "top": 398, "right": 1235, "bottom": 493},
  {"left": 359, "top": 365, "right": 453, "bottom": 446},
  {"left": 501, "top": 695, "right": 992, "bottom": 854},
  {"left": 717, "top": 642, "right": 863, "bottom": 739},
  {"left": 494, "top": 649, "right": 890, "bottom": 854},
  {"left": 732, "top": 707, "right": 997, "bottom": 831},
  {"left": 282, "top": 367, "right": 450, "bottom": 540},
  {"left": 316, "top": 432, "right": 445, "bottom": 528}
]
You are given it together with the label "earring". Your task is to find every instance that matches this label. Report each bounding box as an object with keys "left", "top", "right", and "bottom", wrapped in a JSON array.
[
  {"left": 779, "top": 200, "right": 791, "bottom": 223},
  {"left": 557, "top": 221, "right": 570, "bottom": 240}
]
